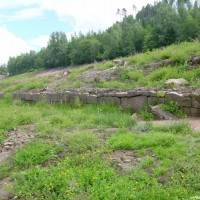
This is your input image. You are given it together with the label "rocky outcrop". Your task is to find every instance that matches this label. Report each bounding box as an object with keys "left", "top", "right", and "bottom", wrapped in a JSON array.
[
  {"left": 11, "top": 88, "right": 200, "bottom": 117},
  {"left": 186, "top": 55, "right": 200, "bottom": 65}
]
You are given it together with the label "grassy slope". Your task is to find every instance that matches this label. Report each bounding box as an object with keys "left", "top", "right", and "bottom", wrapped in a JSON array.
[
  {"left": 0, "top": 41, "right": 200, "bottom": 92},
  {"left": 0, "top": 41, "right": 200, "bottom": 199},
  {"left": 0, "top": 95, "right": 199, "bottom": 199}
]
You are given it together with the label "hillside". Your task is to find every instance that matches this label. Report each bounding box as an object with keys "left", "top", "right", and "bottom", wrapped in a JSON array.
[
  {"left": 0, "top": 41, "right": 200, "bottom": 199},
  {"left": 1, "top": 41, "right": 200, "bottom": 93}
]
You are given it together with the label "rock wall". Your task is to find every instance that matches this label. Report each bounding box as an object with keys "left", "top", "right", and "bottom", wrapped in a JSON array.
[
  {"left": 0, "top": 93, "right": 4, "bottom": 99},
  {"left": 11, "top": 88, "right": 200, "bottom": 117}
]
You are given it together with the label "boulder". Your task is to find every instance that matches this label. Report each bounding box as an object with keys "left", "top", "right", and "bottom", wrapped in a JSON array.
[
  {"left": 113, "top": 60, "right": 125, "bottom": 66},
  {"left": 165, "top": 78, "right": 189, "bottom": 88},
  {"left": 150, "top": 105, "right": 178, "bottom": 120},
  {"left": 186, "top": 55, "right": 200, "bottom": 65},
  {"left": 63, "top": 71, "right": 68, "bottom": 76}
]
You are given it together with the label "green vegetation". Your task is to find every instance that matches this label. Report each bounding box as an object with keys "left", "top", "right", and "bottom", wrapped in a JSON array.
[
  {"left": 140, "top": 106, "right": 154, "bottom": 121},
  {"left": 0, "top": 1, "right": 200, "bottom": 198},
  {"left": 96, "top": 61, "right": 115, "bottom": 71},
  {"left": 161, "top": 101, "right": 186, "bottom": 118},
  {"left": 128, "top": 41, "right": 200, "bottom": 65},
  {"left": 14, "top": 141, "right": 62, "bottom": 167},
  {"left": 0, "top": 96, "right": 199, "bottom": 199},
  {"left": 0, "top": 40, "right": 200, "bottom": 92}
]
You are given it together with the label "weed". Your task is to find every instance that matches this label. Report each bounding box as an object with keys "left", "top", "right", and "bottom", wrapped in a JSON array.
[
  {"left": 14, "top": 141, "right": 62, "bottom": 167},
  {"left": 106, "top": 131, "right": 177, "bottom": 150},
  {"left": 68, "top": 132, "right": 99, "bottom": 153},
  {"left": 161, "top": 101, "right": 185, "bottom": 118},
  {"left": 140, "top": 106, "right": 154, "bottom": 121},
  {"left": 96, "top": 61, "right": 115, "bottom": 71}
]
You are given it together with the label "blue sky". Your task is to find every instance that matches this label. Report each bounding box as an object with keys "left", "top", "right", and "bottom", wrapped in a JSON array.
[{"left": 0, "top": 0, "right": 156, "bottom": 65}]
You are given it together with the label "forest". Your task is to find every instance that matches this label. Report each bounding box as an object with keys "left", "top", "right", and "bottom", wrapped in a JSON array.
[{"left": 4, "top": 0, "right": 200, "bottom": 76}]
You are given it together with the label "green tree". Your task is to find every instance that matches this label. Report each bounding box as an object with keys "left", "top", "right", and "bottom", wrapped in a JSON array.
[{"left": 45, "top": 32, "right": 70, "bottom": 68}]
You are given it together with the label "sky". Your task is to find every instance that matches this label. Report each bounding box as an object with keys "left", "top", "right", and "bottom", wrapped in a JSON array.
[{"left": 0, "top": 0, "right": 157, "bottom": 65}]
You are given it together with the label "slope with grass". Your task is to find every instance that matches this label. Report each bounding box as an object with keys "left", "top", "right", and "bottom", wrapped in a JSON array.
[
  {"left": 0, "top": 41, "right": 200, "bottom": 93},
  {"left": 0, "top": 95, "right": 199, "bottom": 199},
  {"left": 0, "top": 41, "right": 200, "bottom": 200}
]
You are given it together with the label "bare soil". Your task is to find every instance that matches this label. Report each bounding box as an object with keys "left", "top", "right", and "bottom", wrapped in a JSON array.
[
  {"left": 0, "top": 178, "right": 14, "bottom": 200},
  {"left": 104, "top": 150, "right": 142, "bottom": 175},
  {"left": 0, "top": 125, "right": 36, "bottom": 200}
]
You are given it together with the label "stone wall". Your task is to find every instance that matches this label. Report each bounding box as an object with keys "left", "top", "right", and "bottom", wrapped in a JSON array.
[
  {"left": 11, "top": 88, "right": 200, "bottom": 117},
  {"left": 0, "top": 93, "right": 4, "bottom": 99}
]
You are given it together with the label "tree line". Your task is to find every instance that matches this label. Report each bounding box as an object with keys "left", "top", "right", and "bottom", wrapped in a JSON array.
[{"left": 7, "top": 0, "right": 200, "bottom": 75}]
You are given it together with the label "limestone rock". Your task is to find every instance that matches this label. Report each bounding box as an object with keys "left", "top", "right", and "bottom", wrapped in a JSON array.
[
  {"left": 63, "top": 71, "right": 68, "bottom": 76},
  {"left": 150, "top": 105, "right": 178, "bottom": 120},
  {"left": 113, "top": 60, "right": 125, "bottom": 66},
  {"left": 165, "top": 78, "right": 189, "bottom": 88}
]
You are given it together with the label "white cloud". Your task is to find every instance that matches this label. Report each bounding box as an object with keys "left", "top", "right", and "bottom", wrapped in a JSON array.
[
  {"left": 0, "top": 0, "right": 158, "bottom": 31},
  {"left": 0, "top": 26, "right": 32, "bottom": 65},
  {"left": 0, "top": 0, "right": 159, "bottom": 64},
  {"left": 0, "top": 7, "right": 43, "bottom": 22},
  {"left": 38, "top": 0, "right": 155, "bottom": 32},
  {"left": 28, "top": 35, "right": 49, "bottom": 49}
]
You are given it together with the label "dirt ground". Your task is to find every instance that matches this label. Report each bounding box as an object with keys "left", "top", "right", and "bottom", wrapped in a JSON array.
[{"left": 0, "top": 118, "right": 199, "bottom": 199}]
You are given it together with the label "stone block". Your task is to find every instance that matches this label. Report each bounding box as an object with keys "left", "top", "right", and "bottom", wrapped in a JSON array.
[
  {"left": 121, "top": 96, "right": 148, "bottom": 112},
  {"left": 192, "top": 99, "right": 200, "bottom": 108},
  {"left": 98, "top": 97, "right": 120, "bottom": 105},
  {"left": 32, "top": 93, "right": 41, "bottom": 102},
  {"left": 78, "top": 93, "right": 89, "bottom": 104},
  {"left": 165, "top": 92, "right": 191, "bottom": 108},
  {"left": 191, "top": 108, "right": 199, "bottom": 117},
  {"left": 87, "top": 95, "right": 97, "bottom": 104},
  {"left": 182, "top": 107, "right": 191, "bottom": 116},
  {"left": 148, "top": 97, "right": 165, "bottom": 105},
  {"left": 23, "top": 93, "right": 33, "bottom": 101},
  {"left": 191, "top": 93, "right": 200, "bottom": 102},
  {"left": 0, "top": 93, "right": 4, "bottom": 99},
  {"left": 63, "top": 91, "right": 76, "bottom": 103},
  {"left": 127, "top": 90, "right": 142, "bottom": 97},
  {"left": 147, "top": 91, "right": 157, "bottom": 97},
  {"left": 106, "top": 92, "right": 128, "bottom": 97},
  {"left": 44, "top": 92, "right": 53, "bottom": 103}
]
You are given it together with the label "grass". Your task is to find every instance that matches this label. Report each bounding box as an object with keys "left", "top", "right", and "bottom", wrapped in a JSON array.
[
  {"left": 96, "top": 61, "right": 115, "bottom": 71},
  {"left": 160, "top": 101, "right": 186, "bottom": 118},
  {"left": 106, "top": 131, "right": 178, "bottom": 150},
  {"left": 0, "top": 95, "right": 199, "bottom": 199},
  {"left": 127, "top": 41, "right": 200, "bottom": 65},
  {"left": 14, "top": 141, "right": 63, "bottom": 167},
  {"left": 0, "top": 40, "right": 200, "bottom": 199},
  {"left": 68, "top": 132, "right": 99, "bottom": 153},
  {"left": 0, "top": 41, "right": 199, "bottom": 91}
]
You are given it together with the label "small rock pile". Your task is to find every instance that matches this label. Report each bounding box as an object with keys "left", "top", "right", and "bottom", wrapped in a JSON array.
[
  {"left": 0, "top": 125, "right": 35, "bottom": 166},
  {"left": 0, "top": 130, "right": 32, "bottom": 152}
]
